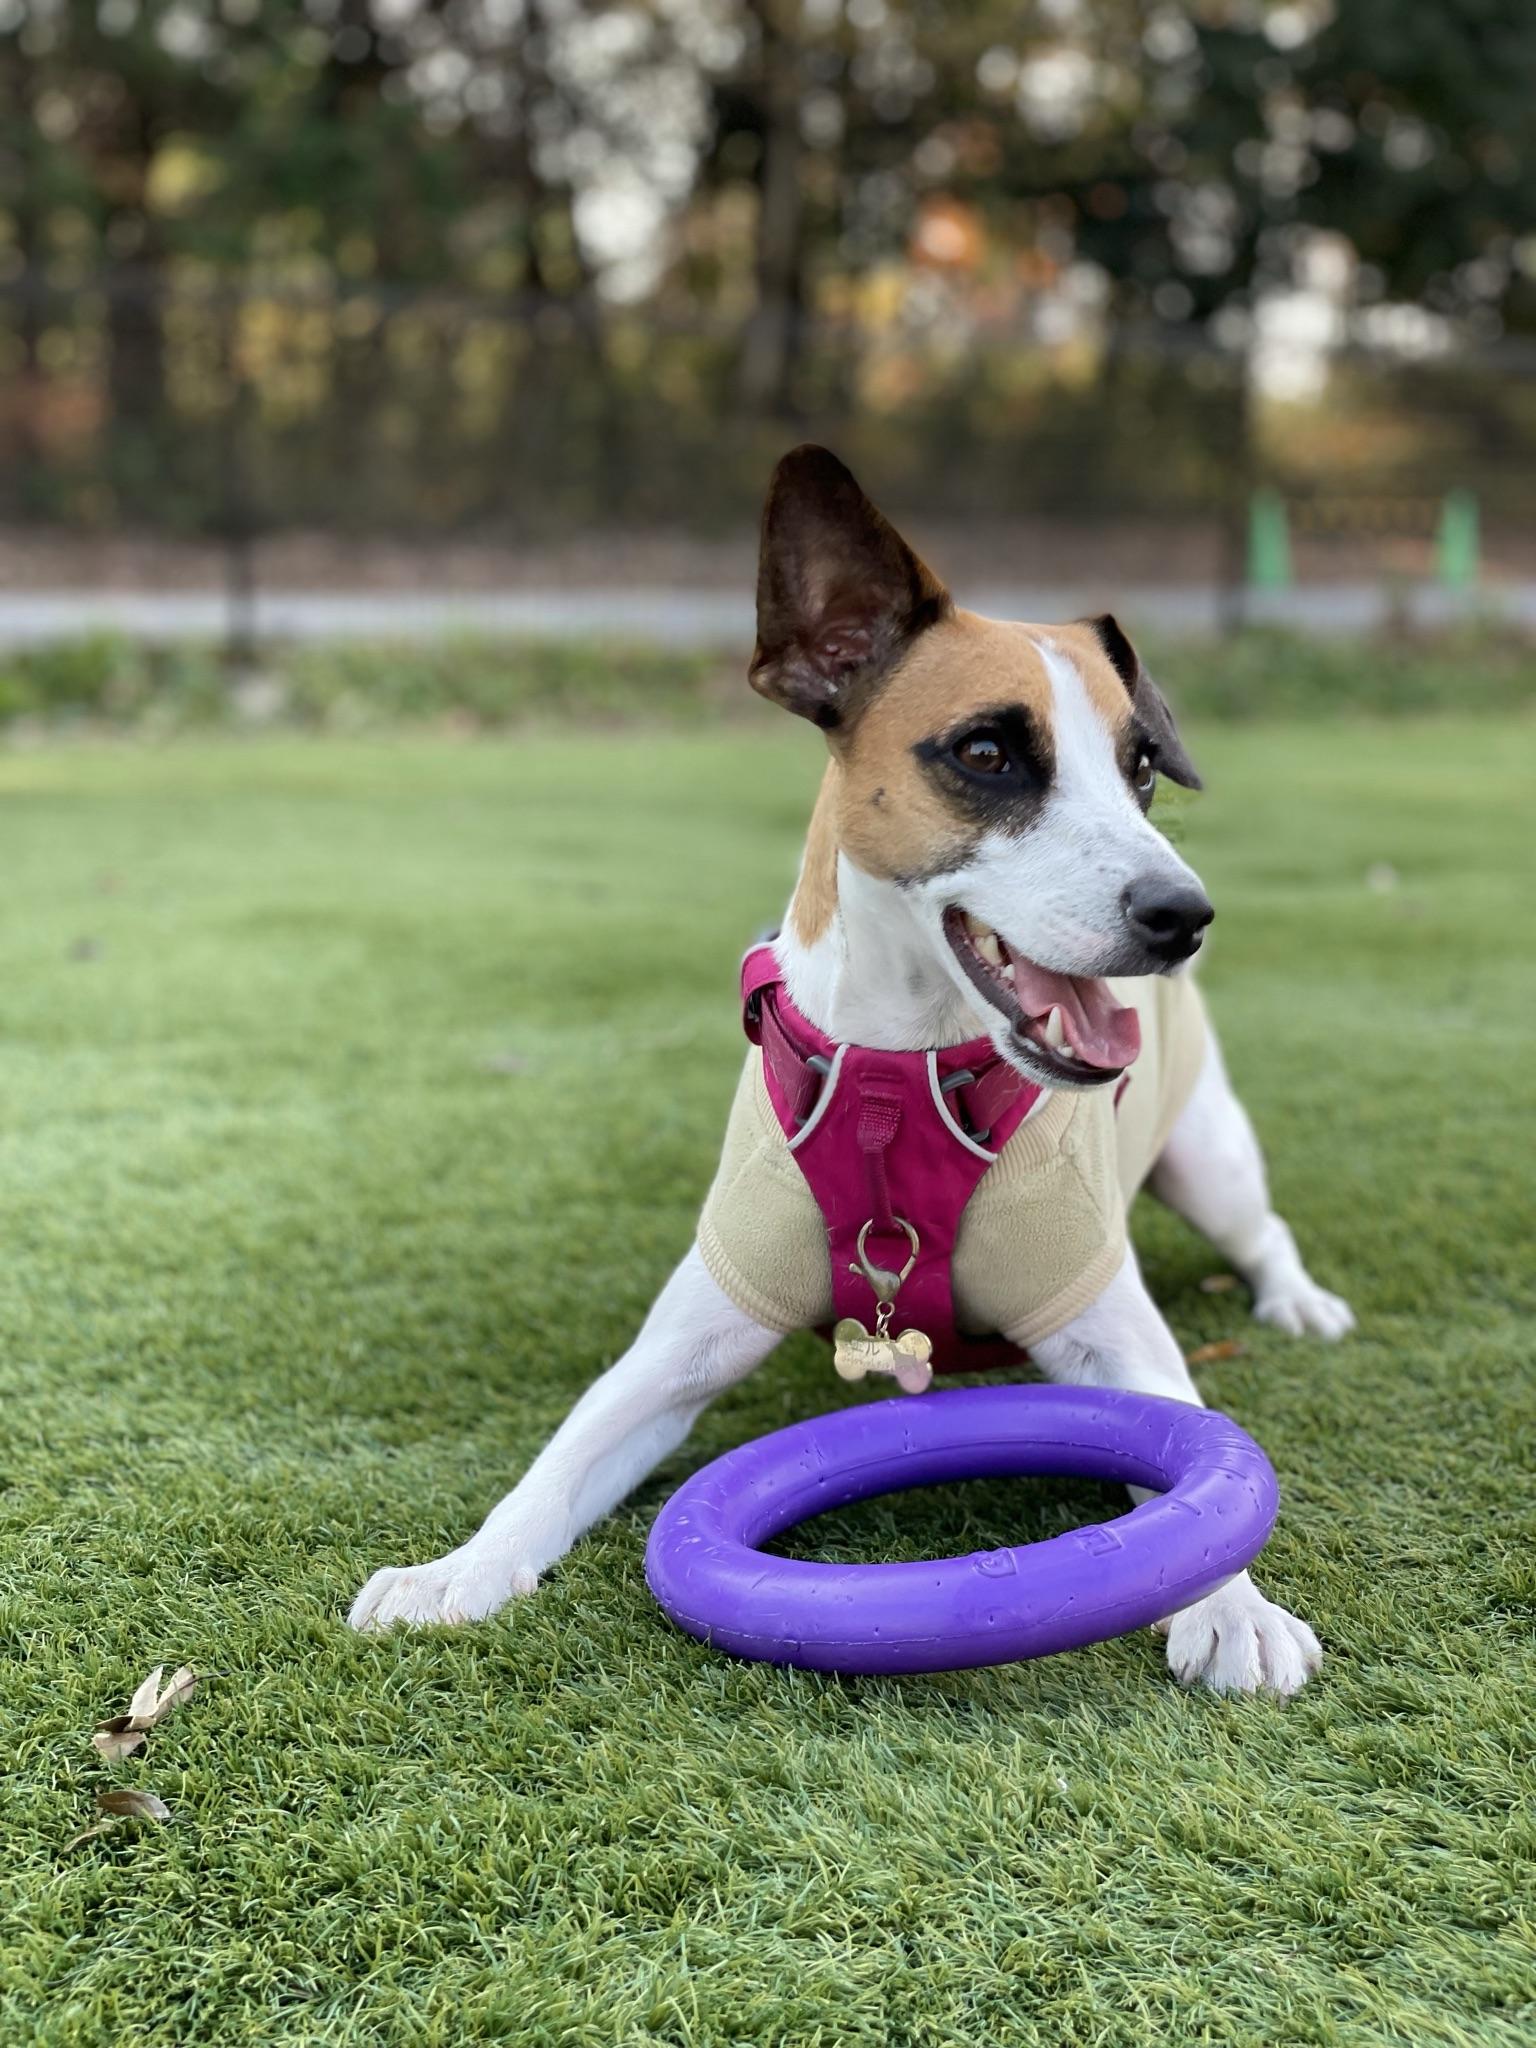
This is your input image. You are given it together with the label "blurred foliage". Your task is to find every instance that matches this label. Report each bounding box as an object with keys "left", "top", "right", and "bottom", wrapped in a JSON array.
[
  {"left": 2, "top": 627, "right": 1532, "bottom": 736},
  {"left": 0, "top": 2, "right": 1533, "bottom": 537},
  {"left": 0, "top": 633, "right": 735, "bottom": 731},
  {"left": 1155, "top": 626, "right": 1536, "bottom": 721}
]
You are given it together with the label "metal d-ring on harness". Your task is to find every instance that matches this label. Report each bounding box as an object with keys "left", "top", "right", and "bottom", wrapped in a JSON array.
[{"left": 830, "top": 1070, "right": 939, "bottom": 1392}]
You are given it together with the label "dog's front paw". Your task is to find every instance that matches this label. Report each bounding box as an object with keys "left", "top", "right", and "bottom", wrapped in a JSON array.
[
  {"left": 348, "top": 1545, "right": 539, "bottom": 1632},
  {"left": 1162, "top": 1582, "right": 1322, "bottom": 1696},
  {"left": 1252, "top": 1273, "right": 1355, "bottom": 1342}
]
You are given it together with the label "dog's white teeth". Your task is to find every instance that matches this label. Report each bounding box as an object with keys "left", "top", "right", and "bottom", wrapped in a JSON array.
[
  {"left": 1043, "top": 1006, "right": 1066, "bottom": 1051},
  {"left": 1001, "top": 961, "right": 1016, "bottom": 983},
  {"left": 976, "top": 932, "right": 1003, "bottom": 967}
]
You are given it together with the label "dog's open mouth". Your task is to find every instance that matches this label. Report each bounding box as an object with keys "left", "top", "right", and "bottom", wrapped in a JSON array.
[{"left": 943, "top": 908, "right": 1141, "bottom": 1085}]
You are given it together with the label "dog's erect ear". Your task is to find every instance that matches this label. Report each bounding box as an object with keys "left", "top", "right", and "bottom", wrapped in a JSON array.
[
  {"left": 1084, "top": 612, "right": 1202, "bottom": 790},
  {"left": 751, "top": 445, "right": 951, "bottom": 729}
]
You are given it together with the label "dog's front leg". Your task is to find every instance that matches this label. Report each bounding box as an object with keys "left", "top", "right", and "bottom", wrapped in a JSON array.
[
  {"left": 1029, "top": 1247, "right": 1322, "bottom": 1696},
  {"left": 349, "top": 1244, "right": 780, "bottom": 1630}
]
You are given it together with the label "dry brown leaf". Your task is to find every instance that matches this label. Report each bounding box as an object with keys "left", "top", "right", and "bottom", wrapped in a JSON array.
[
  {"left": 92, "top": 1663, "right": 200, "bottom": 1763},
  {"left": 1198, "top": 1273, "right": 1241, "bottom": 1294},
  {"left": 91, "top": 1720, "right": 149, "bottom": 1763},
  {"left": 96, "top": 1788, "right": 171, "bottom": 1823},
  {"left": 1186, "top": 1339, "right": 1249, "bottom": 1366},
  {"left": 117, "top": 1662, "right": 199, "bottom": 1734},
  {"left": 125, "top": 1664, "right": 166, "bottom": 1724},
  {"left": 64, "top": 1788, "right": 172, "bottom": 1850},
  {"left": 138, "top": 1665, "right": 198, "bottom": 1727}
]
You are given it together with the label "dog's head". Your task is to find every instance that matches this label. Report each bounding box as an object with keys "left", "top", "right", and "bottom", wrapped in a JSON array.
[{"left": 752, "top": 444, "right": 1212, "bottom": 1089}]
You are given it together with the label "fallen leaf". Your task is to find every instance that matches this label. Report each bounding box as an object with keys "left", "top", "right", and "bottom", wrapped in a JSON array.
[
  {"left": 91, "top": 1720, "right": 149, "bottom": 1763},
  {"left": 96, "top": 1788, "right": 171, "bottom": 1823},
  {"left": 93, "top": 1663, "right": 201, "bottom": 1760},
  {"left": 121, "top": 1662, "right": 199, "bottom": 1733},
  {"left": 126, "top": 1664, "right": 166, "bottom": 1724},
  {"left": 64, "top": 1788, "right": 173, "bottom": 1850},
  {"left": 1186, "top": 1340, "right": 1249, "bottom": 1366},
  {"left": 136, "top": 1664, "right": 198, "bottom": 1728},
  {"left": 1198, "top": 1273, "right": 1240, "bottom": 1294}
]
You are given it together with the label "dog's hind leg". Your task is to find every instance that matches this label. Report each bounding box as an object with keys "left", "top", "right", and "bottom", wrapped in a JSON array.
[
  {"left": 348, "top": 1244, "right": 780, "bottom": 1631},
  {"left": 1150, "top": 1027, "right": 1354, "bottom": 1340}
]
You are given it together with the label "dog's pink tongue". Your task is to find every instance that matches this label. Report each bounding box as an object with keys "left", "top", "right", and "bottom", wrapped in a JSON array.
[{"left": 1010, "top": 961, "right": 1141, "bottom": 1071}]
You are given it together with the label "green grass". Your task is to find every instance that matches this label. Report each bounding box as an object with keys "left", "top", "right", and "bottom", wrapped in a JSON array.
[{"left": 2, "top": 716, "right": 1533, "bottom": 2046}]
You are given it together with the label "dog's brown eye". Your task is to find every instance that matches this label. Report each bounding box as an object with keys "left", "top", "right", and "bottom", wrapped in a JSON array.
[
  {"left": 1133, "top": 752, "right": 1155, "bottom": 797},
  {"left": 954, "top": 730, "right": 1010, "bottom": 775}
]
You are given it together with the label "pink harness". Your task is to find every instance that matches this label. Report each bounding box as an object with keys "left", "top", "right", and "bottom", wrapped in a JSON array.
[{"left": 742, "top": 942, "right": 1042, "bottom": 1378}]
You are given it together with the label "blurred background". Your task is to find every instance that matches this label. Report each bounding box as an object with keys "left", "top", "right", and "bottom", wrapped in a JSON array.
[{"left": 1, "top": 0, "right": 1534, "bottom": 679}]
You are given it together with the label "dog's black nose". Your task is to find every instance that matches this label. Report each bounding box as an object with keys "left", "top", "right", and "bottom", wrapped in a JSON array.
[{"left": 1122, "top": 879, "right": 1214, "bottom": 964}]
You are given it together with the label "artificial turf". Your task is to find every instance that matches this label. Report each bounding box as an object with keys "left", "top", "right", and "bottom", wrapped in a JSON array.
[{"left": 2, "top": 713, "right": 1532, "bottom": 2046}]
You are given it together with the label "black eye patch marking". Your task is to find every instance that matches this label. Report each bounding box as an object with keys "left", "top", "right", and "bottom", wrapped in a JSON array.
[{"left": 912, "top": 702, "right": 1055, "bottom": 829}]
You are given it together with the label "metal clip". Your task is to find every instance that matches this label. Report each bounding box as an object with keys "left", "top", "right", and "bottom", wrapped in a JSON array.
[{"left": 850, "top": 1216, "right": 919, "bottom": 1302}]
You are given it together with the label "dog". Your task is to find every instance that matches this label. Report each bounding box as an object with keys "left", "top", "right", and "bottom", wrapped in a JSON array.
[{"left": 350, "top": 445, "right": 1354, "bottom": 1693}]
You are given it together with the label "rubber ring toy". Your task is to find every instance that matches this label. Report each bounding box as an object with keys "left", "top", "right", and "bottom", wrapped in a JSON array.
[{"left": 645, "top": 1384, "right": 1278, "bottom": 1675}]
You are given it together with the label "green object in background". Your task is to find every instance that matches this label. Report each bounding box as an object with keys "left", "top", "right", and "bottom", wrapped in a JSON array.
[
  {"left": 1246, "top": 488, "right": 1293, "bottom": 590},
  {"left": 1436, "top": 488, "right": 1480, "bottom": 589}
]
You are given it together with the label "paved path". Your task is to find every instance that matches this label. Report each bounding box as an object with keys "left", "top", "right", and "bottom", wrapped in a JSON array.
[{"left": 0, "top": 582, "right": 1528, "bottom": 649}]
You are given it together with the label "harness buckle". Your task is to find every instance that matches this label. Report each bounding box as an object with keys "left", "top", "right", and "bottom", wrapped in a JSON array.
[
  {"left": 939, "top": 1066, "right": 990, "bottom": 1145},
  {"left": 794, "top": 1051, "right": 833, "bottom": 1127}
]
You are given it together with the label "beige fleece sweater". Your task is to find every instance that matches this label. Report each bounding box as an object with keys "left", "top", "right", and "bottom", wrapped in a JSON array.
[{"left": 698, "top": 971, "right": 1207, "bottom": 1348}]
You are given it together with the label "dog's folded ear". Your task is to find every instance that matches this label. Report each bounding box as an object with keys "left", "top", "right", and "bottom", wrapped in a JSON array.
[
  {"left": 1084, "top": 612, "right": 1202, "bottom": 790},
  {"left": 751, "top": 445, "right": 951, "bottom": 728}
]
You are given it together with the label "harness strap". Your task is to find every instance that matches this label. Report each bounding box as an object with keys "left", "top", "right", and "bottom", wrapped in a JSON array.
[
  {"left": 747, "top": 952, "right": 1018, "bottom": 1147},
  {"left": 753, "top": 993, "right": 805, "bottom": 1121},
  {"left": 741, "top": 942, "right": 1042, "bottom": 1375},
  {"left": 855, "top": 1085, "right": 902, "bottom": 1239}
]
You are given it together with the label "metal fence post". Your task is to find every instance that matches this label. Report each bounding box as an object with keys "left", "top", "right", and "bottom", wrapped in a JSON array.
[
  {"left": 219, "top": 295, "right": 259, "bottom": 669},
  {"left": 1436, "top": 489, "right": 1479, "bottom": 591},
  {"left": 1247, "top": 489, "right": 1293, "bottom": 592}
]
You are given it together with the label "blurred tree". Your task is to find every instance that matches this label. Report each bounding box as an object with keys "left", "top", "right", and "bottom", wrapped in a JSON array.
[
  {"left": 0, "top": 4, "right": 257, "bottom": 458},
  {"left": 1064, "top": 0, "right": 1536, "bottom": 339},
  {"left": 1296, "top": 0, "right": 1536, "bottom": 336},
  {"left": 1, "top": 0, "right": 1532, "bottom": 533},
  {"left": 216, "top": 1, "right": 466, "bottom": 287},
  {"left": 731, "top": 0, "right": 808, "bottom": 411}
]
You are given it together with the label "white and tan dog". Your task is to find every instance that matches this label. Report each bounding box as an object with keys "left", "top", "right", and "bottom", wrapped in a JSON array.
[{"left": 351, "top": 446, "right": 1353, "bottom": 1694}]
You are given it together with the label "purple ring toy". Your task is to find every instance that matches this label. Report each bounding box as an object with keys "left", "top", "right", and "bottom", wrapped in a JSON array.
[{"left": 645, "top": 1385, "right": 1278, "bottom": 1675}]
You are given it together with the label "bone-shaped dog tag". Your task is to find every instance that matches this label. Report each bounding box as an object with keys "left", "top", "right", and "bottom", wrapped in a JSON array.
[{"left": 833, "top": 1318, "right": 934, "bottom": 1394}]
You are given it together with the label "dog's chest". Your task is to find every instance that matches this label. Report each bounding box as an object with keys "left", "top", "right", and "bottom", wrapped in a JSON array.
[{"left": 700, "top": 968, "right": 1205, "bottom": 1364}]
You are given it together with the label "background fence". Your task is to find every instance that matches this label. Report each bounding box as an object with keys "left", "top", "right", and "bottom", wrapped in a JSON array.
[
  {"left": 3, "top": 266, "right": 1535, "bottom": 647},
  {"left": 6, "top": 0, "right": 1536, "bottom": 651}
]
